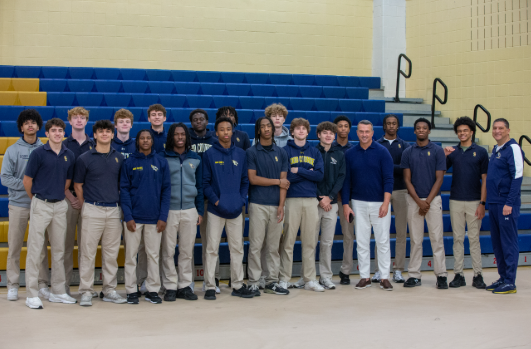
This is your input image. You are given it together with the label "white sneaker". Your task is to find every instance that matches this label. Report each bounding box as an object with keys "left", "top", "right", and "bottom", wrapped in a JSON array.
[
  {"left": 38, "top": 287, "right": 50, "bottom": 300},
  {"left": 305, "top": 280, "right": 325, "bottom": 292},
  {"left": 372, "top": 271, "right": 381, "bottom": 283},
  {"left": 139, "top": 281, "right": 148, "bottom": 294},
  {"left": 80, "top": 293, "right": 92, "bottom": 307},
  {"left": 393, "top": 270, "right": 405, "bottom": 283},
  {"left": 289, "top": 277, "right": 305, "bottom": 289},
  {"left": 278, "top": 280, "right": 289, "bottom": 290},
  {"left": 103, "top": 290, "right": 127, "bottom": 304},
  {"left": 7, "top": 288, "right": 18, "bottom": 301},
  {"left": 26, "top": 297, "right": 43, "bottom": 309},
  {"left": 258, "top": 276, "right": 266, "bottom": 290},
  {"left": 49, "top": 293, "right": 77, "bottom": 304},
  {"left": 202, "top": 281, "right": 221, "bottom": 294},
  {"left": 319, "top": 278, "right": 336, "bottom": 290}
]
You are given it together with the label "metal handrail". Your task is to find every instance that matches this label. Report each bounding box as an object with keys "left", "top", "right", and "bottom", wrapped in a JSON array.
[
  {"left": 394, "top": 54, "right": 412, "bottom": 103},
  {"left": 431, "top": 78, "right": 448, "bottom": 129},
  {"left": 519, "top": 135, "right": 531, "bottom": 166},
  {"left": 473, "top": 104, "right": 491, "bottom": 132}
]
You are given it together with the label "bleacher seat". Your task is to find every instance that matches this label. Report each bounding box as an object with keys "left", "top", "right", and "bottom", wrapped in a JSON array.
[
  {"left": 175, "top": 82, "right": 201, "bottom": 95},
  {"left": 315, "top": 75, "right": 339, "bottom": 87},
  {"left": 239, "top": 96, "right": 264, "bottom": 110},
  {"left": 299, "top": 86, "right": 322, "bottom": 98},
  {"left": 196, "top": 72, "right": 221, "bottom": 83},
  {"left": 172, "top": 70, "right": 197, "bottom": 82},
  {"left": 323, "top": 86, "right": 346, "bottom": 99},
  {"left": 41, "top": 66, "right": 69, "bottom": 79},
  {"left": 245, "top": 73, "right": 269, "bottom": 84},
  {"left": 275, "top": 85, "right": 299, "bottom": 98},
  {"left": 337, "top": 76, "right": 359, "bottom": 87},
  {"left": 200, "top": 83, "right": 225, "bottom": 96},
  {"left": 131, "top": 93, "right": 159, "bottom": 107},
  {"left": 148, "top": 81, "right": 175, "bottom": 94},
  {"left": 159, "top": 95, "right": 186, "bottom": 108},
  {"left": 269, "top": 73, "right": 292, "bottom": 85},
  {"left": 292, "top": 74, "right": 315, "bottom": 86},
  {"left": 146, "top": 69, "right": 172, "bottom": 82},
  {"left": 0, "top": 66, "right": 15, "bottom": 78},
  {"left": 76, "top": 92, "right": 104, "bottom": 107},
  {"left": 94, "top": 68, "right": 121, "bottom": 80},
  {"left": 68, "top": 67, "right": 94, "bottom": 80},
  {"left": 226, "top": 83, "right": 251, "bottom": 96},
  {"left": 94, "top": 80, "right": 122, "bottom": 93},
  {"left": 212, "top": 96, "right": 239, "bottom": 109},
  {"left": 122, "top": 80, "right": 148, "bottom": 94},
  {"left": 121, "top": 68, "right": 147, "bottom": 81},
  {"left": 14, "top": 66, "right": 42, "bottom": 78},
  {"left": 221, "top": 72, "right": 245, "bottom": 84},
  {"left": 40, "top": 79, "right": 67, "bottom": 92},
  {"left": 314, "top": 98, "right": 339, "bottom": 112},
  {"left": 250, "top": 84, "right": 275, "bottom": 97},
  {"left": 103, "top": 93, "right": 132, "bottom": 107},
  {"left": 67, "top": 79, "right": 94, "bottom": 93}
]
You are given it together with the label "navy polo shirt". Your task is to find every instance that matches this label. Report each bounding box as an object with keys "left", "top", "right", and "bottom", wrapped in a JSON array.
[
  {"left": 400, "top": 140, "right": 446, "bottom": 198},
  {"left": 63, "top": 134, "right": 95, "bottom": 191},
  {"left": 25, "top": 143, "right": 75, "bottom": 201},
  {"left": 232, "top": 130, "right": 251, "bottom": 151},
  {"left": 376, "top": 136, "right": 411, "bottom": 191},
  {"left": 246, "top": 142, "right": 289, "bottom": 206},
  {"left": 332, "top": 140, "right": 353, "bottom": 154},
  {"left": 446, "top": 143, "right": 488, "bottom": 201},
  {"left": 151, "top": 128, "right": 167, "bottom": 154},
  {"left": 74, "top": 148, "right": 124, "bottom": 203}
]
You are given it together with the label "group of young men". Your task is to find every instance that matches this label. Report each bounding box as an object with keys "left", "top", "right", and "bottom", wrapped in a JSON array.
[{"left": 2, "top": 101, "right": 523, "bottom": 309}]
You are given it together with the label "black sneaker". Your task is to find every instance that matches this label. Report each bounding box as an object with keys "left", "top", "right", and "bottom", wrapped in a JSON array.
[
  {"left": 164, "top": 289, "right": 177, "bottom": 302},
  {"left": 135, "top": 285, "right": 142, "bottom": 298},
  {"left": 403, "top": 278, "right": 422, "bottom": 287},
  {"left": 436, "top": 276, "right": 448, "bottom": 289},
  {"left": 176, "top": 286, "right": 198, "bottom": 301},
  {"left": 339, "top": 271, "right": 350, "bottom": 285},
  {"left": 231, "top": 285, "right": 254, "bottom": 298},
  {"left": 472, "top": 274, "right": 487, "bottom": 289},
  {"left": 449, "top": 274, "right": 466, "bottom": 288},
  {"left": 145, "top": 291, "right": 162, "bottom": 304},
  {"left": 126, "top": 293, "right": 139, "bottom": 304},
  {"left": 204, "top": 289, "right": 216, "bottom": 300},
  {"left": 99, "top": 291, "right": 104, "bottom": 299},
  {"left": 248, "top": 284, "right": 261, "bottom": 297},
  {"left": 264, "top": 283, "right": 290, "bottom": 295}
]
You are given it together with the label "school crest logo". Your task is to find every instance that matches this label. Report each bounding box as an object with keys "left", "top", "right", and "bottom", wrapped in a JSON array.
[
  {"left": 89, "top": 146, "right": 92, "bottom": 150},
  {"left": 497, "top": 152, "right": 501, "bottom": 159},
  {"left": 151, "top": 165, "right": 159, "bottom": 171},
  {"left": 398, "top": 144, "right": 401, "bottom": 148},
  {"left": 115, "top": 157, "right": 119, "bottom": 163},
  {"left": 427, "top": 151, "right": 431, "bottom": 156},
  {"left": 473, "top": 152, "right": 476, "bottom": 157},
  {"left": 189, "top": 163, "right": 194, "bottom": 169},
  {"left": 275, "top": 156, "right": 278, "bottom": 162},
  {"left": 64, "top": 156, "right": 68, "bottom": 161},
  {"left": 237, "top": 137, "right": 240, "bottom": 142},
  {"left": 331, "top": 157, "right": 337, "bottom": 165},
  {"left": 232, "top": 160, "right": 238, "bottom": 166}
]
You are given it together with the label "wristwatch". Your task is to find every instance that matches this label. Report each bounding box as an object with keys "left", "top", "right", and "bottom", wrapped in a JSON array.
[{"left": 479, "top": 201, "right": 486, "bottom": 205}]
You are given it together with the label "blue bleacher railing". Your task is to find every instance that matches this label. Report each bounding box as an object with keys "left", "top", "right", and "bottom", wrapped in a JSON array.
[
  {"left": 519, "top": 135, "right": 531, "bottom": 166},
  {"left": 431, "top": 78, "right": 448, "bottom": 129},
  {"left": 473, "top": 104, "right": 491, "bottom": 132},
  {"left": 394, "top": 54, "right": 412, "bottom": 103}
]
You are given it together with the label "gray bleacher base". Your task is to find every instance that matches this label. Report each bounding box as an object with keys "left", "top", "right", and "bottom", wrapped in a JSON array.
[{"left": 2, "top": 253, "right": 531, "bottom": 286}]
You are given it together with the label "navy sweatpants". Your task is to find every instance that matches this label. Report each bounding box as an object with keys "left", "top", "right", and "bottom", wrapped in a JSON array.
[{"left": 489, "top": 203, "right": 520, "bottom": 284}]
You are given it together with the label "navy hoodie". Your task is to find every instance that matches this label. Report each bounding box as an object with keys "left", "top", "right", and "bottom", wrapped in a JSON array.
[
  {"left": 487, "top": 138, "right": 524, "bottom": 207},
  {"left": 190, "top": 128, "right": 217, "bottom": 158},
  {"left": 151, "top": 128, "right": 167, "bottom": 154},
  {"left": 202, "top": 141, "right": 249, "bottom": 219},
  {"left": 120, "top": 150, "right": 171, "bottom": 224},
  {"left": 283, "top": 140, "right": 324, "bottom": 198},
  {"left": 112, "top": 137, "right": 136, "bottom": 159}
]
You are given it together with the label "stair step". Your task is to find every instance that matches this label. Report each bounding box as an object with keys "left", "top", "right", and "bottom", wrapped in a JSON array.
[
  {"left": 390, "top": 110, "right": 442, "bottom": 116},
  {"left": 385, "top": 102, "right": 432, "bottom": 112},
  {"left": 380, "top": 97, "right": 424, "bottom": 103}
]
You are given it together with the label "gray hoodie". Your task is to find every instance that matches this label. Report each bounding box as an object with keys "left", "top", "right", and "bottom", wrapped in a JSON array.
[
  {"left": 252, "top": 125, "right": 292, "bottom": 148},
  {"left": 1, "top": 138, "right": 44, "bottom": 208}
]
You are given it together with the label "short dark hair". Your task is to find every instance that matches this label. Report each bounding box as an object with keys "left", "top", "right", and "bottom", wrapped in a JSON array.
[
  {"left": 216, "top": 106, "right": 238, "bottom": 125},
  {"left": 290, "top": 118, "right": 311, "bottom": 135},
  {"left": 189, "top": 108, "right": 208, "bottom": 122},
  {"left": 215, "top": 116, "right": 234, "bottom": 132},
  {"left": 414, "top": 117, "right": 432, "bottom": 130},
  {"left": 382, "top": 114, "right": 400, "bottom": 128},
  {"left": 333, "top": 115, "right": 352, "bottom": 129},
  {"left": 453, "top": 116, "right": 476, "bottom": 135},
  {"left": 135, "top": 129, "right": 153, "bottom": 150},
  {"left": 17, "top": 109, "right": 43, "bottom": 134},
  {"left": 254, "top": 117, "right": 275, "bottom": 143},
  {"left": 45, "top": 118, "right": 66, "bottom": 132},
  {"left": 147, "top": 104, "right": 167, "bottom": 118},
  {"left": 493, "top": 118, "right": 510, "bottom": 129},
  {"left": 93, "top": 119, "right": 115, "bottom": 135},
  {"left": 166, "top": 122, "right": 192, "bottom": 152},
  {"left": 316, "top": 121, "right": 337, "bottom": 136}
]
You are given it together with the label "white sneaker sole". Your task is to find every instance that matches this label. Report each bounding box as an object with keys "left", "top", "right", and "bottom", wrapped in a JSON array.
[
  {"left": 7, "top": 295, "right": 18, "bottom": 301},
  {"left": 355, "top": 284, "right": 372, "bottom": 290},
  {"left": 49, "top": 295, "right": 77, "bottom": 304},
  {"left": 320, "top": 282, "right": 336, "bottom": 290},
  {"left": 103, "top": 297, "right": 127, "bottom": 304},
  {"left": 26, "top": 300, "right": 43, "bottom": 309},
  {"left": 305, "top": 287, "right": 325, "bottom": 292},
  {"left": 80, "top": 300, "right": 92, "bottom": 306},
  {"left": 380, "top": 286, "right": 394, "bottom": 291},
  {"left": 215, "top": 287, "right": 221, "bottom": 294}
]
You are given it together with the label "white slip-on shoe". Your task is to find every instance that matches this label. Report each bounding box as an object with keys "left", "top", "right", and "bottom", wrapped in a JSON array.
[
  {"left": 7, "top": 288, "right": 18, "bottom": 301},
  {"left": 305, "top": 280, "right": 325, "bottom": 292},
  {"left": 38, "top": 287, "right": 50, "bottom": 300},
  {"left": 80, "top": 293, "right": 92, "bottom": 307},
  {"left": 26, "top": 297, "right": 43, "bottom": 309},
  {"left": 49, "top": 293, "right": 77, "bottom": 304},
  {"left": 319, "top": 278, "right": 336, "bottom": 290},
  {"left": 103, "top": 290, "right": 127, "bottom": 304}
]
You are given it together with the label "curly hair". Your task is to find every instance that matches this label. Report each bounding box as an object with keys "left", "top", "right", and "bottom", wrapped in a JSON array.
[
  {"left": 289, "top": 118, "right": 310, "bottom": 135},
  {"left": 17, "top": 109, "right": 43, "bottom": 134},
  {"left": 45, "top": 118, "right": 66, "bottom": 132},
  {"left": 93, "top": 119, "right": 115, "bottom": 135},
  {"left": 147, "top": 104, "right": 167, "bottom": 118},
  {"left": 114, "top": 108, "right": 134, "bottom": 125},
  {"left": 453, "top": 116, "right": 476, "bottom": 136},
  {"left": 216, "top": 106, "right": 238, "bottom": 125},
  {"left": 316, "top": 121, "right": 337, "bottom": 135},
  {"left": 264, "top": 103, "right": 288, "bottom": 119},
  {"left": 67, "top": 107, "right": 89, "bottom": 121},
  {"left": 166, "top": 122, "right": 191, "bottom": 152}
]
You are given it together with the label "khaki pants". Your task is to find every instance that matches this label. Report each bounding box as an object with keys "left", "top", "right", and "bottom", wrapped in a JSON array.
[
  {"left": 64, "top": 198, "right": 82, "bottom": 286},
  {"left": 136, "top": 239, "right": 148, "bottom": 285},
  {"left": 279, "top": 197, "right": 319, "bottom": 283},
  {"left": 6, "top": 205, "right": 49, "bottom": 290},
  {"left": 161, "top": 208, "right": 198, "bottom": 290},
  {"left": 449, "top": 200, "right": 482, "bottom": 276},
  {"left": 124, "top": 223, "right": 162, "bottom": 294},
  {"left": 199, "top": 201, "right": 219, "bottom": 279},
  {"left": 339, "top": 201, "right": 355, "bottom": 275},
  {"left": 375, "top": 189, "right": 408, "bottom": 272},
  {"left": 315, "top": 203, "right": 338, "bottom": 280},
  {"left": 25, "top": 198, "right": 68, "bottom": 298},
  {"left": 406, "top": 195, "right": 447, "bottom": 278},
  {"left": 78, "top": 203, "right": 122, "bottom": 295},
  {"left": 205, "top": 213, "right": 244, "bottom": 290},
  {"left": 248, "top": 203, "right": 283, "bottom": 285}
]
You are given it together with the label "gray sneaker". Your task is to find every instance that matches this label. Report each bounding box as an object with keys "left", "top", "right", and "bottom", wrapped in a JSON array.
[
  {"left": 92, "top": 291, "right": 99, "bottom": 298},
  {"left": 103, "top": 290, "right": 127, "bottom": 304},
  {"left": 80, "top": 293, "right": 92, "bottom": 307},
  {"left": 392, "top": 270, "right": 405, "bottom": 283},
  {"left": 258, "top": 277, "right": 266, "bottom": 290},
  {"left": 371, "top": 271, "right": 381, "bottom": 283},
  {"left": 289, "top": 277, "right": 305, "bottom": 289}
]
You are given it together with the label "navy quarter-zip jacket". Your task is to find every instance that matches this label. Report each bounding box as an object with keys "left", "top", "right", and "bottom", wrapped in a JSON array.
[{"left": 487, "top": 138, "right": 524, "bottom": 207}]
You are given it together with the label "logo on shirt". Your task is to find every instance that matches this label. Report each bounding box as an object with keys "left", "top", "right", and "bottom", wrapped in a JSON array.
[
  {"left": 427, "top": 151, "right": 431, "bottom": 156},
  {"left": 473, "top": 152, "right": 476, "bottom": 157},
  {"left": 215, "top": 161, "right": 224, "bottom": 165},
  {"left": 19, "top": 155, "right": 29, "bottom": 160},
  {"left": 133, "top": 167, "right": 143, "bottom": 171},
  {"left": 398, "top": 144, "right": 401, "bottom": 148},
  {"left": 497, "top": 152, "right": 501, "bottom": 159},
  {"left": 115, "top": 157, "right": 119, "bottom": 163},
  {"left": 237, "top": 137, "right": 240, "bottom": 142},
  {"left": 232, "top": 160, "right": 238, "bottom": 166},
  {"left": 64, "top": 156, "right": 68, "bottom": 161},
  {"left": 331, "top": 157, "right": 337, "bottom": 165},
  {"left": 290, "top": 156, "right": 315, "bottom": 166},
  {"left": 189, "top": 163, "right": 194, "bottom": 169},
  {"left": 275, "top": 156, "right": 278, "bottom": 162},
  {"left": 151, "top": 165, "right": 159, "bottom": 172},
  {"left": 90, "top": 146, "right": 92, "bottom": 150}
]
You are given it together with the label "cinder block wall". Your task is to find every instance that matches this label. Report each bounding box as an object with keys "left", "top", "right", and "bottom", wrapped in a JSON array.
[
  {"left": 0, "top": 0, "right": 373, "bottom": 76},
  {"left": 406, "top": 0, "right": 531, "bottom": 175}
]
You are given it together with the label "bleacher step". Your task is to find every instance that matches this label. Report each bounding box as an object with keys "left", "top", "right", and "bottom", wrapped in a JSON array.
[
  {"left": 403, "top": 115, "right": 450, "bottom": 126},
  {"left": 385, "top": 102, "right": 432, "bottom": 112}
]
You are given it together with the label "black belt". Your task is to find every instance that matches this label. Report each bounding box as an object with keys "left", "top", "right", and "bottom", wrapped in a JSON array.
[
  {"left": 86, "top": 201, "right": 119, "bottom": 207},
  {"left": 34, "top": 194, "right": 62, "bottom": 203}
]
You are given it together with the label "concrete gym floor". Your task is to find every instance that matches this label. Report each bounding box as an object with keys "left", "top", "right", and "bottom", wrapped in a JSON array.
[{"left": 1, "top": 267, "right": 530, "bottom": 349}]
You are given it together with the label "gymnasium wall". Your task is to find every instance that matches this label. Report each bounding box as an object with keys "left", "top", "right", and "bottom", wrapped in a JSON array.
[
  {"left": 406, "top": 0, "right": 531, "bottom": 175},
  {"left": 0, "top": 0, "right": 373, "bottom": 76}
]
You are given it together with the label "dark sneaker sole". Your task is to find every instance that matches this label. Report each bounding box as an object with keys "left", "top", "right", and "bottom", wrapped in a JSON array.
[
  {"left": 231, "top": 292, "right": 254, "bottom": 298},
  {"left": 145, "top": 298, "right": 162, "bottom": 304},
  {"left": 403, "top": 282, "right": 421, "bottom": 288},
  {"left": 437, "top": 284, "right": 449, "bottom": 289},
  {"left": 127, "top": 301, "right": 139, "bottom": 304},
  {"left": 204, "top": 296, "right": 216, "bottom": 300},
  {"left": 163, "top": 297, "right": 176, "bottom": 302},
  {"left": 339, "top": 280, "right": 350, "bottom": 285},
  {"left": 473, "top": 284, "right": 487, "bottom": 289},
  {"left": 449, "top": 283, "right": 466, "bottom": 288},
  {"left": 176, "top": 296, "right": 198, "bottom": 301},
  {"left": 380, "top": 286, "right": 393, "bottom": 291},
  {"left": 264, "top": 290, "right": 289, "bottom": 295},
  {"left": 355, "top": 284, "right": 371, "bottom": 290},
  {"left": 393, "top": 279, "right": 405, "bottom": 284}
]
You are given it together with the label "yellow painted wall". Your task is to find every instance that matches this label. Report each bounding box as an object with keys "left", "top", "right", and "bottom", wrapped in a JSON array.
[
  {"left": 0, "top": 0, "right": 373, "bottom": 76},
  {"left": 406, "top": 0, "right": 531, "bottom": 175}
]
